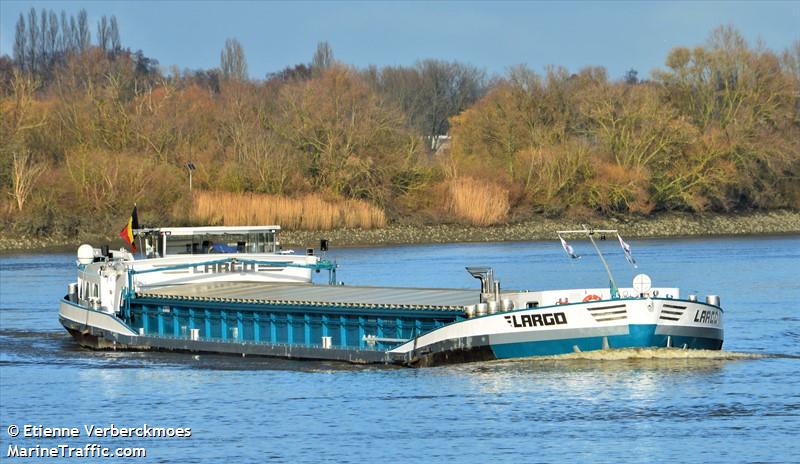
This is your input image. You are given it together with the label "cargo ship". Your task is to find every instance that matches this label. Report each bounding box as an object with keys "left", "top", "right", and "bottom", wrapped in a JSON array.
[{"left": 58, "top": 225, "right": 724, "bottom": 366}]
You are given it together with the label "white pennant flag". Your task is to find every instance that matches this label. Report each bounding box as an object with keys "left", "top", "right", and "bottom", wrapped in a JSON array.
[
  {"left": 618, "top": 234, "right": 637, "bottom": 268},
  {"left": 559, "top": 236, "right": 580, "bottom": 259}
]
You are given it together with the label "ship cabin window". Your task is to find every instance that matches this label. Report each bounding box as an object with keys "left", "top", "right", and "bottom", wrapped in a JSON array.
[
  {"left": 526, "top": 301, "right": 539, "bottom": 308},
  {"left": 163, "top": 230, "right": 277, "bottom": 256}
]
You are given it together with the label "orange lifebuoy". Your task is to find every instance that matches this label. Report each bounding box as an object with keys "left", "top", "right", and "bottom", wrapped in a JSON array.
[{"left": 583, "top": 294, "right": 601, "bottom": 302}]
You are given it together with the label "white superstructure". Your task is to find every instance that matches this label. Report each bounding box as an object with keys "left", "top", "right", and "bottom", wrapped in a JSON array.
[{"left": 73, "top": 225, "right": 322, "bottom": 316}]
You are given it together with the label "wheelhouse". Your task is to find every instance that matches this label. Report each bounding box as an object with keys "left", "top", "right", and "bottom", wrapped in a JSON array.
[{"left": 136, "top": 226, "right": 281, "bottom": 258}]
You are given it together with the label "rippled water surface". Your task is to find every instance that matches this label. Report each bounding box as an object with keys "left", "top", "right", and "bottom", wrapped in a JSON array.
[{"left": 1, "top": 236, "right": 799, "bottom": 463}]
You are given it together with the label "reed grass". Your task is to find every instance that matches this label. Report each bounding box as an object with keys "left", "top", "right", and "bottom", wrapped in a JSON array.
[
  {"left": 447, "top": 177, "right": 509, "bottom": 226},
  {"left": 192, "top": 191, "right": 386, "bottom": 230}
]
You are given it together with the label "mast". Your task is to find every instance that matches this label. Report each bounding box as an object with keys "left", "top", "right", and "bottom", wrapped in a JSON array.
[{"left": 557, "top": 225, "right": 620, "bottom": 297}]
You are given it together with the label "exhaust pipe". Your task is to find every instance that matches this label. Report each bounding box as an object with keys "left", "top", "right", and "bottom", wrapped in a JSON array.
[{"left": 466, "top": 266, "right": 494, "bottom": 301}]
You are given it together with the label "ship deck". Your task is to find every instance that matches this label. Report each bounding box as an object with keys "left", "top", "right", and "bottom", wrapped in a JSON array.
[{"left": 137, "top": 282, "right": 479, "bottom": 310}]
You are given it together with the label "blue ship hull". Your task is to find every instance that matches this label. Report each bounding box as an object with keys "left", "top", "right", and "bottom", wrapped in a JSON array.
[{"left": 490, "top": 324, "right": 722, "bottom": 360}]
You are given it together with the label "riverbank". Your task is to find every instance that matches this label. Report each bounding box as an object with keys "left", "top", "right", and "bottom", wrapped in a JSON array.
[{"left": 1, "top": 210, "right": 799, "bottom": 253}]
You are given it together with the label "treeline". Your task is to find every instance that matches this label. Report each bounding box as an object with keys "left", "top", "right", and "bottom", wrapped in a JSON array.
[
  {"left": 0, "top": 17, "right": 798, "bottom": 237},
  {"left": 450, "top": 31, "right": 800, "bottom": 216},
  {"left": 11, "top": 8, "right": 131, "bottom": 78}
]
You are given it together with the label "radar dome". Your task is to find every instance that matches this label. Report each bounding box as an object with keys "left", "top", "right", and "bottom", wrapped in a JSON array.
[
  {"left": 632, "top": 274, "right": 652, "bottom": 294},
  {"left": 77, "top": 244, "right": 95, "bottom": 265}
]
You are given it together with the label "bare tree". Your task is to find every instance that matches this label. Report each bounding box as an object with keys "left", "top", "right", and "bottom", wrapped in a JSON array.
[
  {"left": 366, "top": 60, "right": 486, "bottom": 147},
  {"left": 416, "top": 60, "right": 486, "bottom": 143},
  {"left": 10, "top": 150, "right": 46, "bottom": 212},
  {"left": 69, "top": 15, "right": 78, "bottom": 52},
  {"left": 311, "top": 41, "right": 333, "bottom": 76},
  {"left": 77, "top": 9, "right": 90, "bottom": 51},
  {"left": 26, "top": 8, "right": 38, "bottom": 72},
  {"left": 59, "top": 11, "right": 69, "bottom": 53},
  {"left": 13, "top": 14, "right": 26, "bottom": 70},
  {"left": 781, "top": 39, "right": 800, "bottom": 83},
  {"left": 38, "top": 9, "right": 47, "bottom": 67},
  {"left": 47, "top": 10, "right": 59, "bottom": 63},
  {"left": 220, "top": 38, "right": 248, "bottom": 81},
  {"left": 97, "top": 15, "right": 109, "bottom": 51},
  {"left": 110, "top": 16, "right": 121, "bottom": 53},
  {"left": 363, "top": 65, "right": 417, "bottom": 122}
]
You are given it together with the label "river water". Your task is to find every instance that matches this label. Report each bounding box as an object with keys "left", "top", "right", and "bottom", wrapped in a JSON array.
[{"left": 1, "top": 236, "right": 798, "bottom": 463}]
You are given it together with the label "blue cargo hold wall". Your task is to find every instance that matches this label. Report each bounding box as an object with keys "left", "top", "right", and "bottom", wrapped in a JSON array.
[{"left": 129, "top": 297, "right": 462, "bottom": 350}]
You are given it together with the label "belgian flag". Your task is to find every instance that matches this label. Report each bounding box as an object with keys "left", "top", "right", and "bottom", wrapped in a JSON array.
[{"left": 119, "top": 206, "right": 139, "bottom": 252}]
